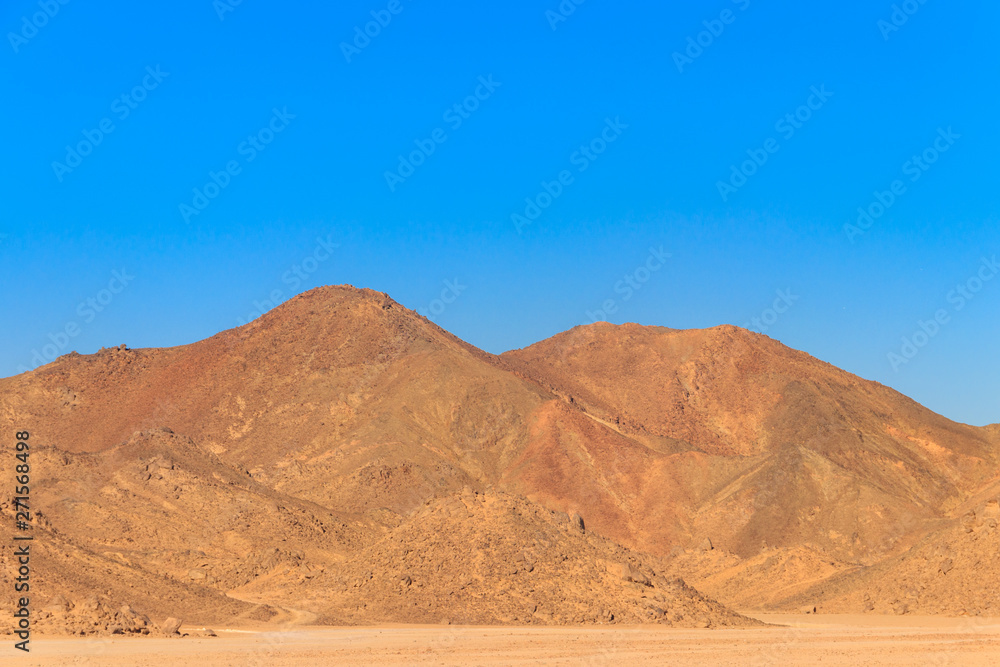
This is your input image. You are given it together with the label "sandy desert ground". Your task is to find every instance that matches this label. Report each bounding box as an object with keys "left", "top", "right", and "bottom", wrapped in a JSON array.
[{"left": 4, "top": 615, "right": 1000, "bottom": 666}]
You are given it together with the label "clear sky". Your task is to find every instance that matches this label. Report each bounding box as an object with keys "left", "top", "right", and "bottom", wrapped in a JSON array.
[{"left": 2, "top": 0, "right": 997, "bottom": 426}]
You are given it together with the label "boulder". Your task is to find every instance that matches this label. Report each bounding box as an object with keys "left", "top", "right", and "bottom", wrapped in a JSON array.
[
  {"left": 42, "top": 595, "right": 72, "bottom": 614},
  {"left": 160, "top": 617, "right": 183, "bottom": 635},
  {"left": 79, "top": 596, "right": 101, "bottom": 613},
  {"left": 616, "top": 562, "right": 651, "bottom": 586}
]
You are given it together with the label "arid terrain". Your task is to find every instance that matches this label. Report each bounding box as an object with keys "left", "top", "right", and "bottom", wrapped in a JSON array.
[
  {"left": 1, "top": 285, "right": 998, "bottom": 662},
  {"left": 7, "top": 618, "right": 1000, "bottom": 666}
]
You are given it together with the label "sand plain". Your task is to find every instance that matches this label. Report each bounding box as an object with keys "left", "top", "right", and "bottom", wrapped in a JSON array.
[{"left": 4, "top": 615, "right": 1000, "bottom": 666}]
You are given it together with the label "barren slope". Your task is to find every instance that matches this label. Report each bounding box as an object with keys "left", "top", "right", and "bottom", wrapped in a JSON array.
[
  {"left": 2, "top": 285, "right": 997, "bottom": 624},
  {"left": 502, "top": 323, "right": 999, "bottom": 560},
  {"left": 253, "top": 488, "right": 761, "bottom": 628},
  {"left": 0, "top": 507, "right": 276, "bottom": 635},
  {"left": 791, "top": 496, "right": 1000, "bottom": 616},
  {"left": 0, "top": 287, "right": 547, "bottom": 523},
  {"left": 22, "top": 428, "right": 366, "bottom": 591}
]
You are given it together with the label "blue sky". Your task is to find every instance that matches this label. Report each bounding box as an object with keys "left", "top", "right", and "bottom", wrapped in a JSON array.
[{"left": 1, "top": 0, "right": 997, "bottom": 426}]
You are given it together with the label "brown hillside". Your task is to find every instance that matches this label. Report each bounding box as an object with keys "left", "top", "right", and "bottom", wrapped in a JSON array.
[
  {"left": 2, "top": 285, "right": 997, "bottom": 624},
  {"left": 786, "top": 496, "right": 1000, "bottom": 616},
  {"left": 502, "top": 322, "right": 993, "bottom": 464},
  {"left": 251, "top": 488, "right": 762, "bottom": 628},
  {"left": 502, "top": 323, "right": 999, "bottom": 560},
  {"left": 20, "top": 428, "right": 366, "bottom": 592},
  {"left": 0, "top": 507, "right": 276, "bottom": 635},
  {"left": 0, "top": 287, "right": 546, "bottom": 522}
]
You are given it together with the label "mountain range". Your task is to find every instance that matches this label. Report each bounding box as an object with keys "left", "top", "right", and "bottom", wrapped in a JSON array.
[{"left": 2, "top": 285, "right": 997, "bottom": 632}]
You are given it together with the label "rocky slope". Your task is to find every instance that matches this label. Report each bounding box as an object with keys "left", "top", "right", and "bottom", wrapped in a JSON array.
[
  {"left": 503, "top": 322, "right": 999, "bottom": 561},
  {"left": 251, "top": 488, "right": 762, "bottom": 628},
  {"left": 1, "top": 285, "right": 997, "bottom": 627}
]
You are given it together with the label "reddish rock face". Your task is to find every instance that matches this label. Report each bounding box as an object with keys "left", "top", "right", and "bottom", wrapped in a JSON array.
[{"left": 1, "top": 285, "right": 997, "bottom": 628}]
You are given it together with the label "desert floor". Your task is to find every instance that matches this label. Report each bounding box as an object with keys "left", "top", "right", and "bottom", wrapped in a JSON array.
[{"left": 4, "top": 615, "right": 1000, "bottom": 666}]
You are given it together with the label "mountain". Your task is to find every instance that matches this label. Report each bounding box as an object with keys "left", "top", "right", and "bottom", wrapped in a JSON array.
[
  {"left": 1, "top": 285, "right": 997, "bottom": 627},
  {"left": 254, "top": 488, "right": 762, "bottom": 628},
  {"left": 1, "top": 287, "right": 539, "bottom": 513},
  {"left": 502, "top": 322, "right": 998, "bottom": 561}
]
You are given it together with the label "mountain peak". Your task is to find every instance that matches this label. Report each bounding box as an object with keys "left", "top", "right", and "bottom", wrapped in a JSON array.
[
  {"left": 216, "top": 283, "right": 420, "bottom": 352},
  {"left": 249, "top": 284, "right": 401, "bottom": 324},
  {"left": 2, "top": 285, "right": 998, "bottom": 625}
]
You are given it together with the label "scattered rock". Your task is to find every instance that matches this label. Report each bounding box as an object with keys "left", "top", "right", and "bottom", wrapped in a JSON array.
[
  {"left": 699, "top": 538, "right": 714, "bottom": 552},
  {"left": 570, "top": 513, "right": 585, "bottom": 532},
  {"left": 42, "top": 596, "right": 72, "bottom": 614},
  {"left": 160, "top": 618, "right": 183, "bottom": 635},
  {"left": 79, "top": 596, "right": 101, "bottom": 613},
  {"left": 32, "top": 597, "right": 159, "bottom": 637},
  {"left": 616, "top": 562, "right": 651, "bottom": 586},
  {"left": 644, "top": 605, "right": 665, "bottom": 619}
]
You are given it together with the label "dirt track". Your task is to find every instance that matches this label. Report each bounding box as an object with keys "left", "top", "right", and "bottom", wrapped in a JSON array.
[{"left": 4, "top": 615, "right": 1000, "bottom": 666}]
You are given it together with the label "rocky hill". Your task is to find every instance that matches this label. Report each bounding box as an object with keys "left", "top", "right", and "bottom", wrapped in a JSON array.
[{"left": 1, "top": 285, "right": 997, "bottom": 628}]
